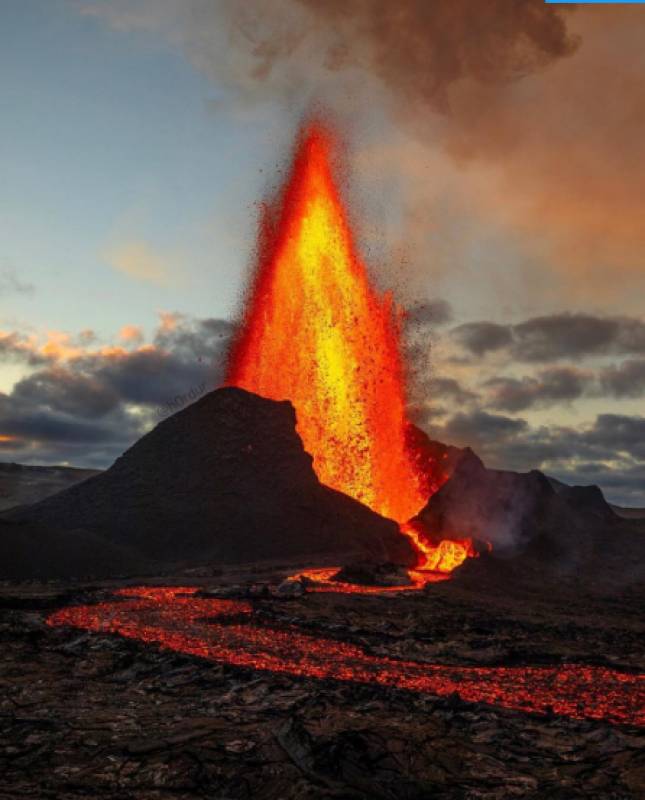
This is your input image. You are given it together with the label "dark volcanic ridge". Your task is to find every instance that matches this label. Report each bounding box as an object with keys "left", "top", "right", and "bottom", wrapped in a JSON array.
[
  {"left": 1, "top": 388, "right": 414, "bottom": 580},
  {"left": 416, "top": 449, "right": 644, "bottom": 589},
  {"left": 1, "top": 387, "right": 642, "bottom": 588}
]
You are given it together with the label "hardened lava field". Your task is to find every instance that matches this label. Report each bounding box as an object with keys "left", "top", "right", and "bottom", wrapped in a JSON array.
[
  {"left": 1, "top": 568, "right": 644, "bottom": 800},
  {"left": 48, "top": 586, "right": 643, "bottom": 726}
]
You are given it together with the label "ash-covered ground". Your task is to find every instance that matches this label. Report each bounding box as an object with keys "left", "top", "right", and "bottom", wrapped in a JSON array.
[{"left": 1, "top": 563, "right": 643, "bottom": 800}]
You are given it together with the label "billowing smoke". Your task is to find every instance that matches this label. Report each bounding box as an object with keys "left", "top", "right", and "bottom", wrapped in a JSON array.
[
  {"left": 85, "top": 0, "right": 577, "bottom": 107},
  {"left": 85, "top": 1, "right": 645, "bottom": 308},
  {"left": 288, "top": 0, "right": 578, "bottom": 111}
]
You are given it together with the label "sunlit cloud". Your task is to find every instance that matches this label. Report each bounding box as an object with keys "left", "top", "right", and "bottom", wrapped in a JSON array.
[{"left": 104, "top": 240, "right": 173, "bottom": 286}]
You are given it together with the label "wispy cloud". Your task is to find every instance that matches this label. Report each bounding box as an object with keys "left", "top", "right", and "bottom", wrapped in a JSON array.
[
  {"left": 104, "top": 240, "right": 173, "bottom": 286},
  {"left": 0, "top": 266, "right": 35, "bottom": 296}
]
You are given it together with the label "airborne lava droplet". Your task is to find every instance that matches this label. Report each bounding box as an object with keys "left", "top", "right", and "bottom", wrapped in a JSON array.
[{"left": 225, "top": 121, "right": 473, "bottom": 571}]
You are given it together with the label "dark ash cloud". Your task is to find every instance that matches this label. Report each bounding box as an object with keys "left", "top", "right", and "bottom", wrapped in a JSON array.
[{"left": 297, "top": 0, "right": 578, "bottom": 110}]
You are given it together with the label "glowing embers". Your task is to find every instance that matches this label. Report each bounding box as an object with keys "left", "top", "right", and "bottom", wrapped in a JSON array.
[
  {"left": 48, "top": 587, "right": 645, "bottom": 726},
  {"left": 296, "top": 567, "right": 450, "bottom": 594},
  {"left": 400, "top": 521, "right": 476, "bottom": 572}
]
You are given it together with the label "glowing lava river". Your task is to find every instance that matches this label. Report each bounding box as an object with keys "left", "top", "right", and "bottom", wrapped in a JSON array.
[{"left": 47, "top": 587, "right": 645, "bottom": 727}]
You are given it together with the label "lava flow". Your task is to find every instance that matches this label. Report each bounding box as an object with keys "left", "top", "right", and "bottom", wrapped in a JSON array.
[
  {"left": 47, "top": 588, "right": 645, "bottom": 726},
  {"left": 225, "top": 121, "right": 472, "bottom": 571}
]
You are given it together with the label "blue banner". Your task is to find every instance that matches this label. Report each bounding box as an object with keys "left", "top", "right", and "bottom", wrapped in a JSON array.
[{"left": 546, "top": 1, "right": 645, "bottom": 4}]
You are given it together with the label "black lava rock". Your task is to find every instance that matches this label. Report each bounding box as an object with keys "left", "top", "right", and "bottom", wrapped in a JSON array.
[{"left": 2, "top": 388, "right": 415, "bottom": 579}]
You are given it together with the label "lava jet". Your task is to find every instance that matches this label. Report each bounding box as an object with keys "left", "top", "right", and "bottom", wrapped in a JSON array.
[{"left": 225, "top": 120, "right": 474, "bottom": 574}]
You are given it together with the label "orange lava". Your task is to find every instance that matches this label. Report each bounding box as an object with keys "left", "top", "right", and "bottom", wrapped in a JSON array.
[
  {"left": 297, "top": 566, "right": 450, "bottom": 593},
  {"left": 224, "top": 122, "right": 472, "bottom": 570},
  {"left": 48, "top": 587, "right": 645, "bottom": 726},
  {"left": 401, "top": 521, "right": 476, "bottom": 573}
]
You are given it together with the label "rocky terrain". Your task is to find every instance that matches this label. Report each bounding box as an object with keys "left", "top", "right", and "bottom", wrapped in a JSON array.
[
  {"left": 414, "top": 448, "right": 645, "bottom": 590},
  {"left": 2, "top": 389, "right": 643, "bottom": 797},
  {"left": 1, "top": 568, "right": 643, "bottom": 799}
]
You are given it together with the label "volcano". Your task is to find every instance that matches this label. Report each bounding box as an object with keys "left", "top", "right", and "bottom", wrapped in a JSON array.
[{"left": 2, "top": 388, "right": 415, "bottom": 580}]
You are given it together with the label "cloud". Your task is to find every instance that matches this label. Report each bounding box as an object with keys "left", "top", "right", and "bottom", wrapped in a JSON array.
[
  {"left": 432, "top": 377, "right": 478, "bottom": 404},
  {"left": 0, "top": 313, "right": 233, "bottom": 467},
  {"left": 104, "top": 240, "right": 172, "bottom": 285},
  {"left": 296, "top": 0, "right": 578, "bottom": 108},
  {"left": 89, "top": 348, "right": 206, "bottom": 407},
  {"left": 407, "top": 374, "right": 478, "bottom": 429},
  {"left": 511, "top": 314, "right": 645, "bottom": 362},
  {"left": 428, "top": 409, "right": 645, "bottom": 506},
  {"left": 485, "top": 366, "right": 592, "bottom": 412},
  {"left": 0, "top": 331, "right": 48, "bottom": 367},
  {"left": 406, "top": 299, "right": 453, "bottom": 328},
  {"left": 0, "top": 329, "right": 126, "bottom": 366},
  {"left": 452, "top": 312, "right": 645, "bottom": 363},
  {"left": 119, "top": 324, "right": 144, "bottom": 344},
  {"left": 452, "top": 322, "right": 513, "bottom": 357},
  {"left": 153, "top": 313, "right": 235, "bottom": 361},
  {"left": 0, "top": 266, "right": 35, "bottom": 296},
  {"left": 590, "top": 414, "right": 645, "bottom": 462},
  {"left": 0, "top": 392, "right": 124, "bottom": 445},
  {"left": 81, "top": 0, "right": 576, "bottom": 104},
  {"left": 599, "top": 358, "right": 645, "bottom": 399},
  {"left": 440, "top": 409, "right": 528, "bottom": 447},
  {"left": 10, "top": 368, "right": 121, "bottom": 419}
]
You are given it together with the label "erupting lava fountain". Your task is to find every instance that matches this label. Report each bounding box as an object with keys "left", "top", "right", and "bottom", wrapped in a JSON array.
[{"left": 225, "top": 121, "right": 473, "bottom": 573}]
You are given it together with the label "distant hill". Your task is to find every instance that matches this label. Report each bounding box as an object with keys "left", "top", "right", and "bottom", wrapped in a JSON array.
[
  {"left": 0, "top": 462, "right": 101, "bottom": 512},
  {"left": 416, "top": 453, "right": 645, "bottom": 589},
  {"left": 610, "top": 505, "right": 645, "bottom": 519}
]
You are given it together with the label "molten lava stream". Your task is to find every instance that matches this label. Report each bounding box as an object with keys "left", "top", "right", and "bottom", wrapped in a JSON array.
[
  {"left": 296, "top": 567, "right": 450, "bottom": 594},
  {"left": 48, "top": 588, "right": 645, "bottom": 726},
  {"left": 224, "top": 120, "right": 473, "bottom": 572}
]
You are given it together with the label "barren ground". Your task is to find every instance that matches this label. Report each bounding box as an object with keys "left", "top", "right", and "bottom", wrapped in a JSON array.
[{"left": 1, "top": 561, "right": 644, "bottom": 800}]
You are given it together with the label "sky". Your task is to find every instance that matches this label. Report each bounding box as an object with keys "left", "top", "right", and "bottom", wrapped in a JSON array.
[{"left": 1, "top": 0, "right": 645, "bottom": 506}]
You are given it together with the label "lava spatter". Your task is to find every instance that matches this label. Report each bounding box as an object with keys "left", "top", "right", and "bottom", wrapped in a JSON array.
[{"left": 225, "top": 121, "right": 472, "bottom": 570}]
